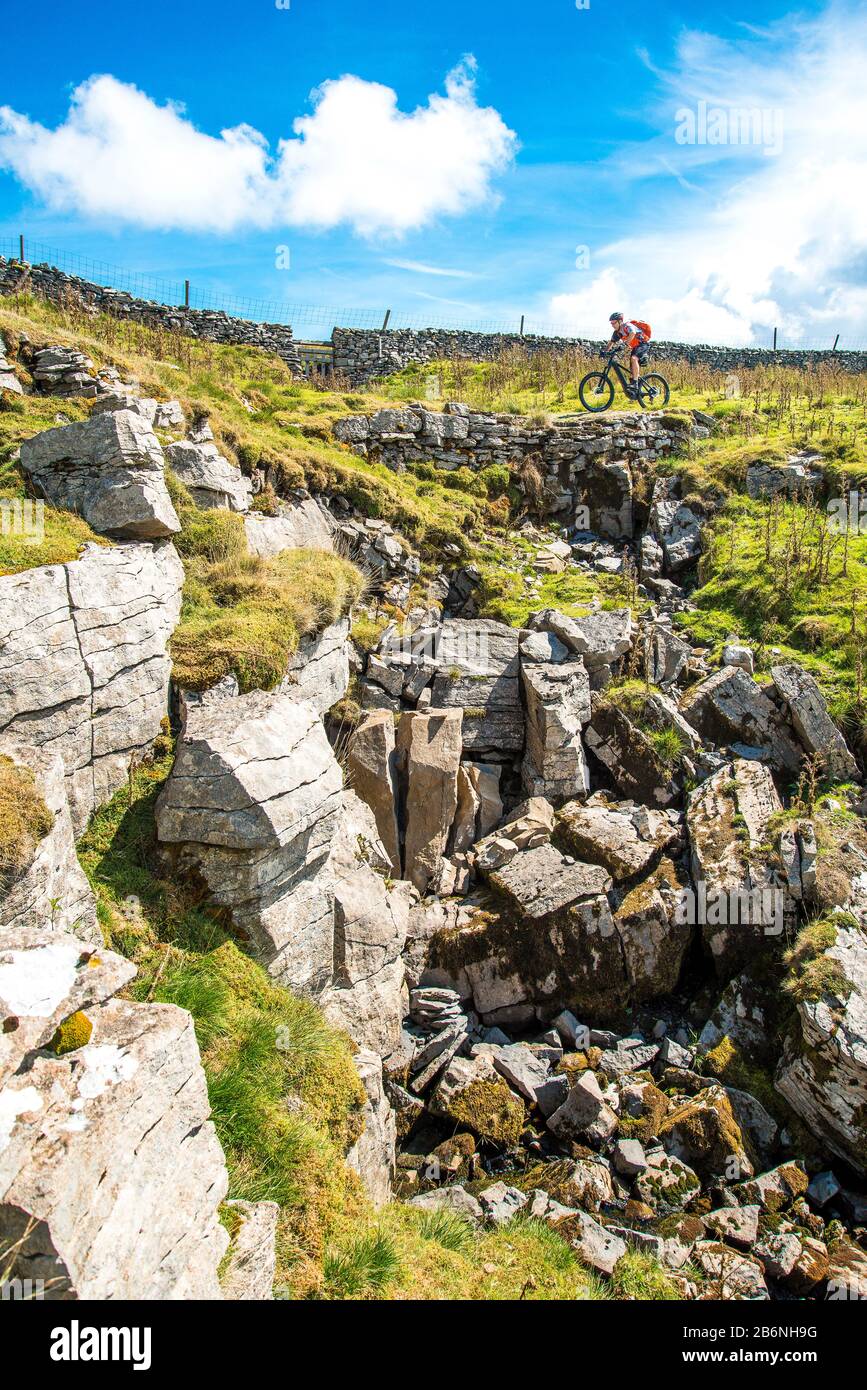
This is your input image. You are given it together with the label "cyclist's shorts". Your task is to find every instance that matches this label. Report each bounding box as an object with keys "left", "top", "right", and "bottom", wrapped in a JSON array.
[{"left": 631, "top": 341, "right": 650, "bottom": 363}]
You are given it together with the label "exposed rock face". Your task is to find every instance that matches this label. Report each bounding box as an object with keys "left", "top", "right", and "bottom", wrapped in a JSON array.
[
  {"left": 396, "top": 709, "right": 463, "bottom": 894},
  {"left": 584, "top": 700, "right": 680, "bottom": 808},
  {"left": 686, "top": 759, "right": 784, "bottom": 978},
  {"left": 0, "top": 740, "right": 98, "bottom": 943},
  {"left": 557, "top": 798, "right": 681, "bottom": 881},
  {"left": 429, "top": 620, "right": 523, "bottom": 754},
  {"left": 0, "top": 344, "right": 23, "bottom": 395},
  {"left": 529, "top": 607, "right": 633, "bottom": 673},
  {"left": 0, "top": 925, "right": 229, "bottom": 1299},
  {"left": 29, "top": 344, "right": 100, "bottom": 398},
  {"left": 776, "top": 923, "right": 867, "bottom": 1176},
  {"left": 243, "top": 498, "right": 335, "bottom": 556},
  {"left": 0, "top": 542, "right": 184, "bottom": 833},
  {"left": 346, "top": 1049, "right": 397, "bottom": 1207},
  {"left": 220, "top": 1200, "right": 278, "bottom": 1300},
  {"left": 280, "top": 616, "right": 350, "bottom": 715},
  {"left": 165, "top": 441, "right": 251, "bottom": 512},
  {"left": 679, "top": 668, "right": 801, "bottom": 773},
  {"left": 646, "top": 622, "right": 691, "bottom": 687},
  {"left": 19, "top": 410, "right": 180, "bottom": 539},
  {"left": 521, "top": 659, "right": 591, "bottom": 803},
  {"left": 347, "top": 711, "right": 401, "bottom": 874},
  {"left": 770, "top": 663, "right": 859, "bottom": 780},
  {"left": 648, "top": 477, "right": 702, "bottom": 573},
  {"left": 745, "top": 453, "right": 823, "bottom": 500},
  {"left": 156, "top": 690, "right": 408, "bottom": 1054},
  {"left": 612, "top": 856, "right": 693, "bottom": 1002}
]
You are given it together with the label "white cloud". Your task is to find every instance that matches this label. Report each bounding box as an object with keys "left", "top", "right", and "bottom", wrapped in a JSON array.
[
  {"left": 0, "top": 61, "right": 516, "bottom": 238},
  {"left": 547, "top": 7, "right": 867, "bottom": 346},
  {"left": 383, "top": 258, "right": 478, "bottom": 278}
]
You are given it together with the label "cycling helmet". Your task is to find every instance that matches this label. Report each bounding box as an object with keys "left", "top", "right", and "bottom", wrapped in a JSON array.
[{"left": 609, "top": 312, "right": 623, "bottom": 322}]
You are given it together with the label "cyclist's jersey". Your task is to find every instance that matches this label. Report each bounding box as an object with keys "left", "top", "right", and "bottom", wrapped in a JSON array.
[{"left": 616, "top": 319, "right": 649, "bottom": 349}]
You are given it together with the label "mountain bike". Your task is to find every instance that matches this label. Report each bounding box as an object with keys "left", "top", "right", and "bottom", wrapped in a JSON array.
[{"left": 578, "top": 346, "right": 670, "bottom": 413}]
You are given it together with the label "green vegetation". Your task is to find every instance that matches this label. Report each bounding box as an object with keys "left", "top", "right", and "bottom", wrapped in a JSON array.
[
  {"left": 168, "top": 473, "right": 364, "bottom": 691},
  {"left": 783, "top": 916, "right": 854, "bottom": 1006},
  {"left": 0, "top": 754, "right": 53, "bottom": 886},
  {"left": 477, "top": 551, "right": 637, "bottom": 627}
]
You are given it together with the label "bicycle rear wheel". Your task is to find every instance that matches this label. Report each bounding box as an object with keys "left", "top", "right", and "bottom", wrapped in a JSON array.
[
  {"left": 578, "top": 372, "right": 615, "bottom": 412},
  {"left": 637, "top": 373, "right": 670, "bottom": 409}
]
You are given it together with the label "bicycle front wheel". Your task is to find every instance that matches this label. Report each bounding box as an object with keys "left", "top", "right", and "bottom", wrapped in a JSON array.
[
  {"left": 578, "top": 372, "right": 615, "bottom": 412},
  {"left": 637, "top": 374, "right": 670, "bottom": 409}
]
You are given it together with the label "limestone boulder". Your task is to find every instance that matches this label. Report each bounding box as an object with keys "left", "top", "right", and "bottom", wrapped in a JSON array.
[
  {"left": 529, "top": 607, "right": 633, "bottom": 672},
  {"left": 775, "top": 922, "right": 867, "bottom": 1176},
  {"left": 165, "top": 440, "right": 251, "bottom": 512},
  {"left": 0, "top": 542, "right": 184, "bottom": 833},
  {"left": 686, "top": 759, "right": 784, "bottom": 979},
  {"left": 19, "top": 410, "right": 180, "bottom": 539},
  {"left": 548, "top": 1208, "right": 627, "bottom": 1276},
  {"left": 427, "top": 843, "right": 634, "bottom": 1024},
  {"left": 659, "top": 1085, "right": 755, "bottom": 1183},
  {"left": 396, "top": 709, "right": 463, "bottom": 894},
  {"left": 280, "top": 616, "right": 350, "bottom": 715},
  {"left": 347, "top": 710, "right": 401, "bottom": 873},
  {"left": 546, "top": 1070, "right": 618, "bottom": 1145},
  {"left": 648, "top": 478, "right": 702, "bottom": 573},
  {"left": 0, "top": 740, "right": 98, "bottom": 945},
  {"left": 520, "top": 658, "right": 591, "bottom": 804},
  {"left": 243, "top": 498, "right": 335, "bottom": 556},
  {"left": 646, "top": 622, "right": 691, "bottom": 687},
  {"left": 0, "top": 929, "right": 228, "bottom": 1300},
  {"left": 346, "top": 1049, "right": 396, "bottom": 1207},
  {"left": 679, "top": 668, "right": 801, "bottom": 773},
  {"left": 429, "top": 620, "right": 523, "bottom": 754},
  {"left": 220, "top": 1200, "right": 278, "bottom": 1301},
  {"left": 156, "top": 690, "right": 408, "bottom": 1053},
  {"left": 556, "top": 798, "right": 681, "bottom": 881},
  {"left": 584, "top": 699, "right": 681, "bottom": 808},
  {"left": 613, "top": 856, "right": 694, "bottom": 1002},
  {"left": 428, "top": 1054, "right": 525, "bottom": 1145},
  {"left": 770, "top": 663, "right": 859, "bottom": 780}
]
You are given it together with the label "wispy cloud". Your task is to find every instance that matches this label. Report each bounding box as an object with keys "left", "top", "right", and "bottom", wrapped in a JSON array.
[{"left": 383, "top": 258, "right": 478, "bottom": 278}]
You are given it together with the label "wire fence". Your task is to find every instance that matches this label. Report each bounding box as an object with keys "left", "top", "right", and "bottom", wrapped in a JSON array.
[{"left": 2, "top": 234, "right": 866, "bottom": 352}]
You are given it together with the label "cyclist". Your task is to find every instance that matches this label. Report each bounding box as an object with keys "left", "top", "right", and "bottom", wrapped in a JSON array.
[{"left": 603, "top": 312, "right": 651, "bottom": 396}]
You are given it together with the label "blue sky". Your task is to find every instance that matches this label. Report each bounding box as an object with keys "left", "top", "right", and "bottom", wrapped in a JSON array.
[{"left": 1, "top": 0, "right": 865, "bottom": 346}]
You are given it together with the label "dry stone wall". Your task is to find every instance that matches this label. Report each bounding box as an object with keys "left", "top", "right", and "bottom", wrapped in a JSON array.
[
  {"left": 334, "top": 403, "right": 694, "bottom": 537},
  {"left": 333, "top": 326, "right": 867, "bottom": 385},
  {"left": 0, "top": 258, "right": 302, "bottom": 373}
]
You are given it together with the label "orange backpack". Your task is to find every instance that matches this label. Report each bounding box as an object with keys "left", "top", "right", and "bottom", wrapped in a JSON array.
[{"left": 633, "top": 320, "right": 652, "bottom": 340}]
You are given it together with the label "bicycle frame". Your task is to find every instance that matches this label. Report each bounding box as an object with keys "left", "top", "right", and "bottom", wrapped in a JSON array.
[{"left": 599, "top": 350, "right": 638, "bottom": 395}]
